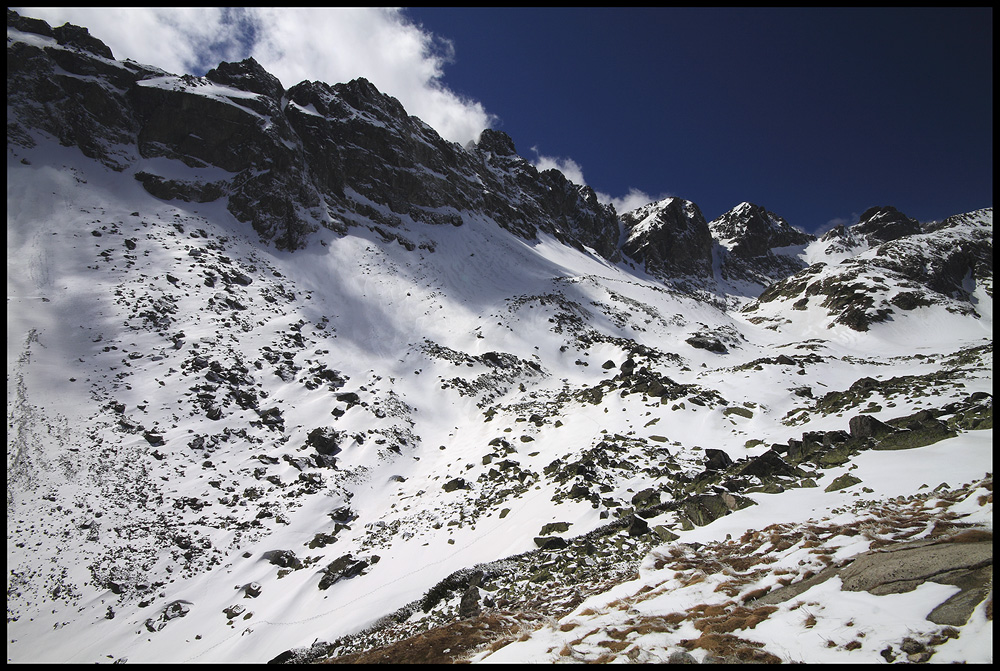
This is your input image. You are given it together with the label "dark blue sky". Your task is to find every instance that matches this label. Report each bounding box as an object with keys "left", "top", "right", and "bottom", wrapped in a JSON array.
[{"left": 404, "top": 7, "right": 992, "bottom": 233}]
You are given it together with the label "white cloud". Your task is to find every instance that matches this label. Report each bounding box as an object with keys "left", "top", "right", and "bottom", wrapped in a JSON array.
[
  {"left": 529, "top": 147, "right": 587, "bottom": 186},
  {"left": 528, "top": 147, "right": 669, "bottom": 215},
  {"left": 14, "top": 7, "right": 493, "bottom": 145},
  {"left": 595, "top": 187, "right": 670, "bottom": 215}
]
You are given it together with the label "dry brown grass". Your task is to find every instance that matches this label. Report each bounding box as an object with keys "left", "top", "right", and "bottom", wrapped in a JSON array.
[
  {"left": 679, "top": 632, "right": 782, "bottom": 663},
  {"left": 597, "top": 639, "right": 632, "bottom": 652},
  {"left": 693, "top": 605, "right": 778, "bottom": 635},
  {"left": 741, "top": 586, "right": 772, "bottom": 603},
  {"left": 941, "top": 529, "right": 992, "bottom": 543},
  {"left": 568, "top": 627, "right": 600, "bottom": 646},
  {"left": 324, "top": 613, "right": 525, "bottom": 664}
]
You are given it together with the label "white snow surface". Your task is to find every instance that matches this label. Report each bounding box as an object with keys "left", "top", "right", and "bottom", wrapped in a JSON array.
[{"left": 6, "top": 134, "right": 993, "bottom": 664}]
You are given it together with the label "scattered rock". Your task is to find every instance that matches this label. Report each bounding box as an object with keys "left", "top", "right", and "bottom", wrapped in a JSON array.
[{"left": 824, "top": 473, "right": 862, "bottom": 492}]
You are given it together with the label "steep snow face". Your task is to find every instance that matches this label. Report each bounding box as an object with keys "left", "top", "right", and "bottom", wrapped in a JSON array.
[
  {"left": 4, "top": 137, "right": 735, "bottom": 664},
  {"left": 8, "top": 132, "right": 993, "bottom": 666}
]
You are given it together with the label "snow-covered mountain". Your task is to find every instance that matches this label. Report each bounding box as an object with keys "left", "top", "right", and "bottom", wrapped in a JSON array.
[{"left": 7, "top": 11, "right": 993, "bottom": 665}]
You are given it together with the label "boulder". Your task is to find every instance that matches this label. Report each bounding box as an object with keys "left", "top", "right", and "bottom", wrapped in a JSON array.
[
  {"left": 626, "top": 515, "right": 650, "bottom": 537},
  {"left": 262, "top": 549, "right": 302, "bottom": 570},
  {"left": 840, "top": 537, "right": 992, "bottom": 625},
  {"left": 678, "top": 494, "right": 736, "bottom": 527},
  {"left": 306, "top": 427, "right": 343, "bottom": 455},
  {"left": 685, "top": 335, "right": 727, "bottom": 353},
  {"left": 443, "top": 477, "right": 469, "bottom": 492},
  {"left": 459, "top": 586, "right": 482, "bottom": 618},
  {"left": 875, "top": 418, "right": 957, "bottom": 450},
  {"left": 704, "top": 448, "right": 733, "bottom": 471},
  {"left": 318, "top": 554, "right": 370, "bottom": 590},
  {"left": 538, "top": 521, "right": 571, "bottom": 536},
  {"left": 630, "top": 488, "right": 661, "bottom": 508},
  {"left": 733, "top": 450, "right": 801, "bottom": 479},
  {"left": 824, "top": 473, "right": 862, "bottom": 492},
  {"left": 533, "top": 536, "right": 568, "bottom": 550},
  {"left": 848, "top": 414, "right": 894, "bottom": 440}
]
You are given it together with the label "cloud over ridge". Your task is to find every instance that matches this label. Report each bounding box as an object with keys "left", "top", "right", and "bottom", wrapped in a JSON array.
[
  {"left": 16, "top": 6, "right": 667, "bottom": 214},
  {"left": 15, "top": 7, "right": 494, "bottom": 145}
]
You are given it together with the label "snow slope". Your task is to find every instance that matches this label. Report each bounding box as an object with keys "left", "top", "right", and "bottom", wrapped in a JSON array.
[{"left": 7, "top": 115, "right": 992, "bottom": 665}]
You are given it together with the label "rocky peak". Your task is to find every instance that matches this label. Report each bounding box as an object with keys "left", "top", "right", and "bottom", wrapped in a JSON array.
[
  {"left": 7, "top": 9, "right": 55, "bottom": 38},
  {"left": 204, "top": 58, "right": 285, "bottom": 100},
  {"left": 853, "top": 205, "right": 921, "bottom": 243},
  {"left": 621, "top": 198, "right": 714, "bottom": 280},
  {"left": 8, "top": 9, "right": 116, "bottom": 60},
  {"left": 709, "top": 201, "right": 813, "bottom": 259},
  {"left": 476, "top": 129, "right": 517, "bottom": 156},
  {"left": 51, "top": 21, "right": 115, "bottom": 59},
  {"left": 332, "top": 77, "right": 410, "bottom": 123}
]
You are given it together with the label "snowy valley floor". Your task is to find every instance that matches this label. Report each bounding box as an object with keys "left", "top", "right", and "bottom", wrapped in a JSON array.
[{"left": 323, "top": 432, "right": 992, "bottom": 664}]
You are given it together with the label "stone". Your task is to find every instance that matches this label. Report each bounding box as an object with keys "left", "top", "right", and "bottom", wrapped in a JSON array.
[
  {"left": 306, "top": 427, "right": 343, "bottom": 455},
  {"left": 223, "top": 604, "right": 245, "bottom": 619},
  {"left": 733, "top": 449, "right": 801, "bottom": 479},
  {"left": 630, "top": 488, "right": 661, "bottom": 508},
  {"left": 533, "top": 536, "right": 568, "bottom": 550},
  {"left": 824, "top": 473, "right": 862, "bottom": 492},
  {"left": 459, "top": 586, "right": 481, "bottom": 618},
  {"left": 678, "top": 494, "right": 735, "bottom": 527},
  {"left": 874, "top": 419, "right": 957, "bottom": 450},
  {"left": 848, "top": 414, "right": 894, "bottom": 439},
  {"left": 262, "top": 549, "right": 302, "bottom": 570},
  {"left": 840, "top": 537, "right": 992, "bottom": 625},
  {"left": 538, "top": 522, "right": 571, "bottom": 536},
  {"left": 318, "top": 554, "right": 369, "bottom": 590},
  {"left": 704, "top": 448, "right": 733, "bottom": 471},
  {"left": 667, "top": 651, "right": 698, "bottom": 664},
  {"left": 443, "top": 477, "right": 469, "bottom": 492},
  {"left": 653, "top": 525, "right": 680, "bottom": 543},
  {"left": 627, "top": 515, "right": 650, "bottom": 537},
  {"left": 685, "top": 335, "right": 727, "bottom": 353}
]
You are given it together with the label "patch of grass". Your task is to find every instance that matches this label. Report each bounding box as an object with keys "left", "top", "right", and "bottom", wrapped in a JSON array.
[
  {"left": 598, "top": 639, "right": 632, "bottom": 652},
  {"left": 741, "top": 586, "right": 772, "bottom": 603},
  {"left": 941, "top": 529, "right": 992, "bottom": 543},
  {"left": 693, "top": 605, "right": 779, "bottom": 634},
  {"left": 679, "top": 632, "right": 782, "bottom": 663},
  {"left": 324, "top": 612, "right": 538, "bottom": 664}
]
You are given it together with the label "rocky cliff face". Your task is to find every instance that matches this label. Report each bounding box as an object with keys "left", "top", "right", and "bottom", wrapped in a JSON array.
[
  {"left": 7, "top": 11, "right": 619, "bottom": 257},
  {"left": 852, "top": 205, "right": 922, "bottom": 243},
  {"left": 621, "top": 197, "right": 714, "bottom": 284},
  {"left": 709, "top": 201, "right": 815, "bottom": 291}
]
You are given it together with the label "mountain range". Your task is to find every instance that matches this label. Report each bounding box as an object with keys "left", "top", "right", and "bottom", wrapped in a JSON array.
[{"left": 6, "top": 11, "right": 993, "bottom": 664}]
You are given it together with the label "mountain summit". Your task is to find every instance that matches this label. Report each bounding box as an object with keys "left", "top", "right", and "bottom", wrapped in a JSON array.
[{"left": 6, "top": 11, "right": 993, "bottom": 665}]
